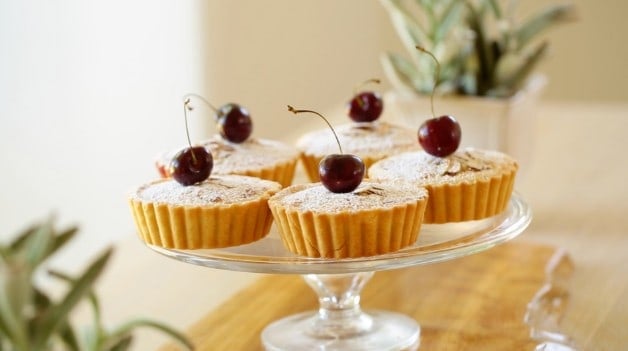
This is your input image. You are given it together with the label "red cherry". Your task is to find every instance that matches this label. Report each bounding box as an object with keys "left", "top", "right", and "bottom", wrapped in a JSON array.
[
  {"left": 319, "top": 154, "right": 365, "bottom": 193},
  {"left": 217, "top": 103, "right": 252, "bottom": 143},
  {"left": 288, "top": 105, "right": 366, "bottom": 193},
  {"left": 170, "top": 146, "right": 213, "bottom": 186},
  {"left": 347, "top": 91, "right": 384, "bottom": 122},
  {"left": 418, "top": 115, "right": 461, "bottom": 157}
]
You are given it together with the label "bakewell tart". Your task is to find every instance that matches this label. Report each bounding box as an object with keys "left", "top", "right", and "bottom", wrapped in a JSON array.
[
  {"left": 129, "top": 174, "right": 282, "bottom": 250},
  {"left": 156, "top": 135, "right": 300, "bottom": 188},
  {"left": 268, "top": 180, "right": 428, "bottom": 258},
  {"left": 368, "top": 148, "right": 518, "bottom": 224},
  {"left": 296, "top": 121, "right": 418, "bottom": 182}
]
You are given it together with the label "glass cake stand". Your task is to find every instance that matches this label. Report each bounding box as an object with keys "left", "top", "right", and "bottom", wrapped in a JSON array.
[{"left": 149, "top": 194, "right": 531, "bottom": 351}]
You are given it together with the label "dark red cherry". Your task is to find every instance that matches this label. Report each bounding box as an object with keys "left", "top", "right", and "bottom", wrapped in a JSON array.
[
  {"left": 347, "top": 91, "right": 383, "bottom": 122},
  {"left": 170, "top": 146, "right": 213, "bottom": 186},
  {"left": 217, "top": 103, "right": 252, "bottom": 143},
  {"left": 418, "top": 115, "right": 461, "bottom": 157},
  {"left": 319, "top": 154, "right": 365, "bottom": 193},
  {"left": 288, "top": 104, "right": 366, "bottom": 193}
]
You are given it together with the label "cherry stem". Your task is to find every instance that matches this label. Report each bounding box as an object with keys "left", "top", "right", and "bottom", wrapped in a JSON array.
[
  {"left": 183, "top": 93, "right": 220, "bottom": 118},
  {"left": 352, "top": 78, "right": 381, "bottom": 96},
  {"left": 287, "top": 105, "right": 343, "bottom": 154},
  {"left": 416, "top": 46, "right": 440, "bottom": 119},
  {"left": 183, "top": 98, "right": 198, "bottom": 164}
]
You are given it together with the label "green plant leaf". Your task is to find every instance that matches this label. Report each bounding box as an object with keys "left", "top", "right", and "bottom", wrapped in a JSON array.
[
  {"left": 0, "top": 260, "right": 31, "bottom": 351},
  {"left": 434, "top": 0, "right": 463, "bottom": 42},
  {"left": 465, "top": 0, "right": 494, "bottom": 95},
  {"left": 32, "top": 287, "right": 81, "bottom": 351},
  {"left": 494, "top": 41, "right": 548, "bottom": 96},
  {"left": 32, "top": 247, "right": 113, "bottom": 349},
  {"left": 415, "top": 0, "right": 435, "bottom": 22},
  {"left": 0, "top": 313, "right": 20, "bottom": 348},
  {"left": 106, "top": 319, "right": 194, "bottom": 351},
  {"left": 33, "top": 286, "right": 52, "bottom": 311},
  {"left": 489, "top": 39, "right": 504, "bottom": 75},
  {"left": 27, "top": 226, "right": 78, "bottom": 271},
  {"left": 458, "top": 72, "right": 477, "bottom": 95},
  {"left": 8, "top": 220, "right": 77, "bottom": 268},
  {"left": 380, "top": 0, "right": 429, "bottom": 57},
  {"left": 82, "top": 326, "right": 99, "bottom": 351},
  {"left": 49, "top": 269, "right": 103, "bottom": 333},
  {"left": 381, "top": 0, "right": 571, "bottom": 97},
  {"left": 22, "top": 221, "right": 54, "bottom": 269},
  {"left": 48, "top": 227, "right": 79, "bottom": 259},
  {"left": 7, "top": 224, "right": 39, "bottom": 252},
  {"left": 107, "top": 335, "right": 133, "bottom": 351},
  {"left": 381, "top": 52, "right": 425, "bottom": 94},
  {"left": 441, "top": 50, "right": 472, "bottom": 92},
  {"left": 3, "top": 217, "right": 193, "bottom": 351},
  {"left": 56, "top": 322, "right": 81, "bottom": 351},
  {"left": 516, "top": 4, "right": 575, "bottom": 50},
  {"left": 485, "top": 0, "right": 502, "bottom": 18}
]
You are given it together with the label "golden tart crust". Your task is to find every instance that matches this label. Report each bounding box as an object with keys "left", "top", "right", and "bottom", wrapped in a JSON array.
[
  {"left": 129, "top": 175, "right": 281, "bottom": 249},
  {"left": 268, "top": 181, "right": 428, "bottom": 258},
  {"left": 156, "top": 136, "right": 299, "bottom": 187},
  {"left": 368, "top": 148, "right": 518, "bottom": 224},
  {"left": 296, "top": 121, "right": 419, "bottom": 182}
]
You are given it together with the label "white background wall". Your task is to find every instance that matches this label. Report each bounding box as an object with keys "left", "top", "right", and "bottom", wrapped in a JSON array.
[
  {"left": 0, "top": 0, "right": 209, "bottom": 270},
  {"left": 0, "top": 0, "right": 626, "bottom": 346}
]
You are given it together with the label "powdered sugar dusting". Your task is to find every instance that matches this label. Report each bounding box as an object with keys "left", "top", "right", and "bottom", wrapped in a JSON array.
[
  {"left": 296, "top": 121, "right": 418, "bottom": 156},
  {"left": 272, "top": 181, "right": 427, "bottom": 213},
  {"left": 132, "top": 175, "right": 281, "bottom": 206},
  {"left": 369, "top": 148, "right": 518, "bottom": 185},
  {"left": 157, "top": 135, "right": 299, "bottom": 174}
]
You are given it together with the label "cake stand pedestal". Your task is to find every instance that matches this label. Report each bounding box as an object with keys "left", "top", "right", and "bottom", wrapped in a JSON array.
[
  {"left": 149, "top": 194, "right": 531, "bottom": 351},
  {"left": 262, "top": 271, "right": 420, "bottom": 350}
]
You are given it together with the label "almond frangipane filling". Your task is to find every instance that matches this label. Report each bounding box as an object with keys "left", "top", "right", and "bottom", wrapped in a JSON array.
[
  {"left": 369, "top": 148, "right": 517, "bottom": 185},
  {"left": 273, "top": 182, "right": 427, "bottom": 213},
  {"left": 296, "top": 121, "right": 418, "bottom": 157},
  {"left": 157, "top": 135, "right": 299, "bottom": 175},
  {"left": 131, "top": 175, "right": 281, "bottom": 206}
]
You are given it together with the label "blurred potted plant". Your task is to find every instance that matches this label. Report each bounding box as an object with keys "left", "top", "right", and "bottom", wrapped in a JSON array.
[
  {"left": 379, "top": 0, "right": 574, "bottom": 164},
  {"left": 0, "top": 218, "right": 193, "bottom": 351}
]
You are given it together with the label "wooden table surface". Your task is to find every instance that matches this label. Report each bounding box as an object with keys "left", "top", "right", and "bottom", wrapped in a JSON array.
[
  {"left": 158, "top": 241, "right": 572, "bottom": 351},
  {"left": 93, "top": 100, "right": 628, "bottom": 350}
]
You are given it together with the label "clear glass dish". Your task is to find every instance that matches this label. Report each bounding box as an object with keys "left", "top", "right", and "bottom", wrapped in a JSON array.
[
  {"left": 149, "top": 193, "right": 531, "bottom": 275},
  {"left": 148, "top": 194, "right": 531, "bottom": 350}
]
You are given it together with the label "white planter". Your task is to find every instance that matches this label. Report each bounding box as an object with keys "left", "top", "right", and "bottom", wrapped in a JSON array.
[{"left": 385, "top": 75, "right": 547, "bottom": 171}]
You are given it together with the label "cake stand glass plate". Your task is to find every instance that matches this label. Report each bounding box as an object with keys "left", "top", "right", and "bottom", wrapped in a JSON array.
[{"left": 149, "top": 194, "right": 531, "bottom": 350}]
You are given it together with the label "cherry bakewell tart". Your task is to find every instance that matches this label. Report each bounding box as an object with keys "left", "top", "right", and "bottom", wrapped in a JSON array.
[
  {"left": 368, "top": 148, "right": 518, "bottom": 224},
  {"left": 128, "top": 174, "right": 281, "bottom": 250},
  {"left": 156, "top": 135, "right": 300, "bottom": 188},
  {"left": 296, "top": 121, "right": 419, "bottom": 182},
  {"left": 268, "top": 180, "right": 428, "bottom": 258}
]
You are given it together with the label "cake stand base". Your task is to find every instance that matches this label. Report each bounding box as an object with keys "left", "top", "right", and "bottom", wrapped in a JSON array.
[
  {"left": 261, "top": 272, "right": 420, "bottom": 351},
  {"left": 261, "top": 310, "right": 419, "bottom": 351}
]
